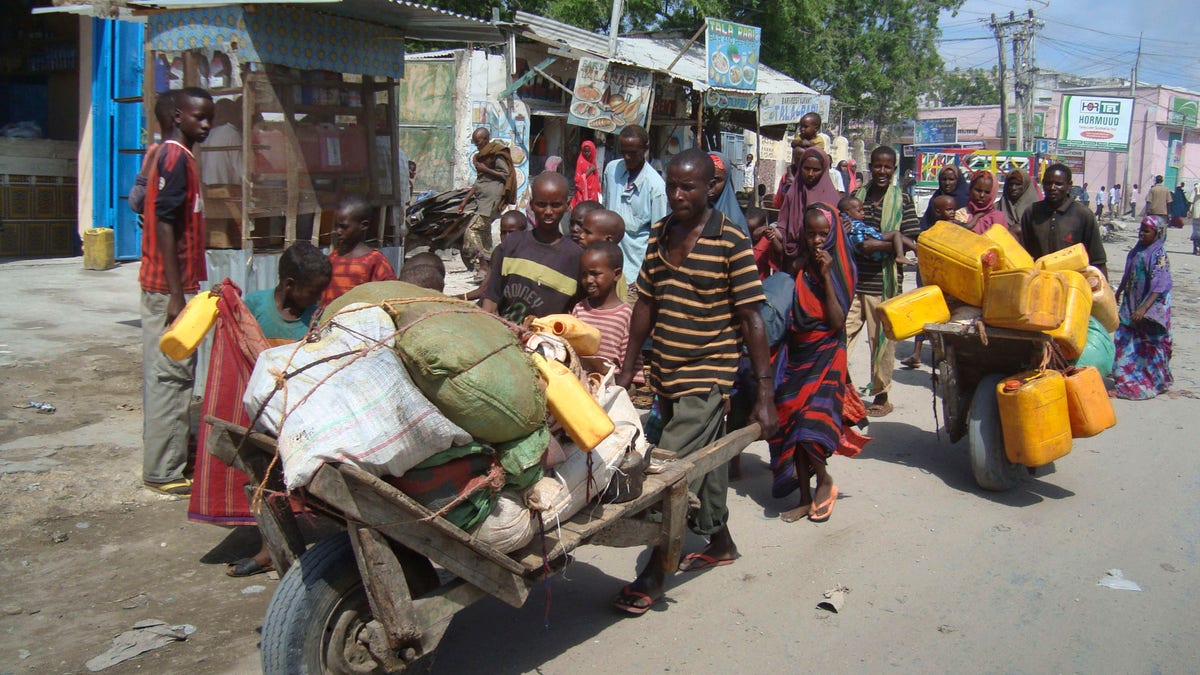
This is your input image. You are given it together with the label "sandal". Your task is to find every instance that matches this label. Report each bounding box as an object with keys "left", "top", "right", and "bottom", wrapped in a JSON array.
[
  {"left": 611, "top": 585, "right": 662, "bottom": 616},
  {"left": 900, "top": 355, "right": 922, "bottom": 369},
  {"left": 143, "top": 478, "right": 192, "bottom": 496},
  {"left": 809, "top": 485, "right": 839, "bottom": 523},
  {"left": 865, "top": 401, "right": 894, "bottom": 417},
  {"left": 226, "top": 557, "right": 275, "bottom": 578}
]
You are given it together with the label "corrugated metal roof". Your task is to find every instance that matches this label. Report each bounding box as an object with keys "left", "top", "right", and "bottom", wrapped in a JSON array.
[
  {"left": 513, "top": 10, "right": 815, "bottom": 95},
  {"left": 38, "top": 0, "right": 502, "bottom": 41}
]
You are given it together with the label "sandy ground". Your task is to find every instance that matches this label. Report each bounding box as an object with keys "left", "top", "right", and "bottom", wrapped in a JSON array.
[{"left": 1, "top": 222, "right": 1198, "bottom": 673}]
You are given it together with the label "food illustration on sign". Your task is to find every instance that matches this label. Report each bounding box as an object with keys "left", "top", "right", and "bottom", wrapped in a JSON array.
[
  {"left": 588, "top": 116, "right": 616, "bottom": 133},
  {"left": 575, "top": 83, "right": 602, "bottom": 103},
  {"left": 571, "top": 101, "right": 600, "bottom": 119},
  {"left": 742, "top": 65, "right": 756, "bottom": 85},
  {"left": 729, "top": 67, "right": 742, "bottom": 85},
  {"left": 711, "top": 51, "right": 730, "bottom": 74}
]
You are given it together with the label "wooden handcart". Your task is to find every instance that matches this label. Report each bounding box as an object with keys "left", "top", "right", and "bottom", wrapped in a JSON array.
[{"left": 207, "top": 417, "right": 759, "bottom": 673}]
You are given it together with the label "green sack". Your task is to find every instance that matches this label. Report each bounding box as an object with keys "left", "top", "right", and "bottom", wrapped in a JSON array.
[
  {"left": 324, "top": 282, "right": 547, "bottom": 443},
  {"left": 1071, "top": 316, "right": 1114, "bottom": 377}
]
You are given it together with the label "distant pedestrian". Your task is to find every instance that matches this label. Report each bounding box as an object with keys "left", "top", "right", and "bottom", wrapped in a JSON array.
[
  {"left": 1146, "top": 175, "right": 1171, "bottom": 227},
  {"left": 1169, "top": 183, "right": 1189, "bottom": 228},
  {"left": 1128, "top": 183, "right": 1140, "bottom": 217},
  {"left": 1110, "top": 184, "right": 1121, "bottom": 214},
  {"left": 1095, "top": 186, "right": 1106, "bottom": 219}
]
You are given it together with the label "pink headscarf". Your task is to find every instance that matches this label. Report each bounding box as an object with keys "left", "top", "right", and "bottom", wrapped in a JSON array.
[
  {"left": 961, "top": 170, "right": 1006, "bottom": 234},
  {"left": 779, "top": 148, "right": 841, "bottom": 261}
]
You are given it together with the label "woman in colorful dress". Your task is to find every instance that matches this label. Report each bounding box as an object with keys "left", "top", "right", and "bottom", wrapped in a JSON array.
[
  {"left": 570, "top": 140, "right": 601, "bottom": 209},
  {"left": 1112, "top": 216, "right": 1173, "bottom": 400},
  {"left": 769, "top": 203, "right": 857, "bottom": 523}
]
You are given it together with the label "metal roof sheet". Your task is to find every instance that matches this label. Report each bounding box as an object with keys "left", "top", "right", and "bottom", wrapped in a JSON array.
[
  {"left": 37, "top": 0, "right": 502, "bottom": 41},
  {"left": 513, "top": 10, "right": 815, "bottom": 95}
]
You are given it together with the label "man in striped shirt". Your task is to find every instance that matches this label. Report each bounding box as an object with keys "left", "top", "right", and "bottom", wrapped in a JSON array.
[{"left": 612, "top": 149, "right": 778, "bottom": 616}]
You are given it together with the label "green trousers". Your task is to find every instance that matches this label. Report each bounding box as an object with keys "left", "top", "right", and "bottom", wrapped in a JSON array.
[{"left": 658, "top": 385, "right": 728, "bottom": 536}]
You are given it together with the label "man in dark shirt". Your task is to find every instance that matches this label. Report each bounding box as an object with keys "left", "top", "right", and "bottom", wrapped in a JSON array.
[
  {"left": 1020, "top": 163, "right": 1107, "bottom": 278},
  {"left": 847, "top": 145, "right": 920, "bottom": 417}
]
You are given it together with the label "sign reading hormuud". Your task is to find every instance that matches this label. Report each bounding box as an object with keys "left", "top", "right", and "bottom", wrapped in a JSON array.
[{"left": 1057, "top": 95, "right": 1135, "bottom": 152}]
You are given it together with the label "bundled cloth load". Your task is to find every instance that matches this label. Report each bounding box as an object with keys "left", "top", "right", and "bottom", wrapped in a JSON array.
[{"left": 243, "top": 281, "right": 649, "bottom": 555}]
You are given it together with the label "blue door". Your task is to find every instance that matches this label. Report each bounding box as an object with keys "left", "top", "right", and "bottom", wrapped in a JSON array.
[{"left": 92, "top": 18, "right": 145, "bottom": 261}]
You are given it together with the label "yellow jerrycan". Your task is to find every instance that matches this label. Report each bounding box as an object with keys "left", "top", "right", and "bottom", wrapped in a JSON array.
[
  {"left": 82, "top": 228, "right": 116, "bottom": 271},
  {"left": 917, "top": 220, "right": 1000, "bottom": 306},
  {"left": 159, "top": 291, "right": 219, "bottom": 361},
  {"left": 531, "top": 353, "right": 614, "bottom": 451},
  {"left": 1082, "top": 266, "right": 1118, "bottom": 332},
  {"left": 982, "top": 269, "right": 1067, "bottom": 331},
  {"left": 982, "top": 224, "right": 1035, "bottom": 270},
  {"left": 1034, "top": 243, "right": 1088, "bottom": 273},
  {"left": 875, "top": 285, "right": 951, "bottom": 341},
  {"left": 995, "top": 369, "right": 1073, "bottom": 467},
  {"left": 529, "top": 314, "right": 601, "bottom": 356},
  {"left": 1062, "top": 366, "right": 1116, "bottom": 438},
  {"left": 1046, "top": 270, "right": 1094, "bottom": 359}
]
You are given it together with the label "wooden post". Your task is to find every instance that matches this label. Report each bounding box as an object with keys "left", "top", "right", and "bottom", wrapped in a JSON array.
[
  {"left": 695, "top": 90, "right": 703, "bottom": 147},
  {"left": 241, "top": 67, "right": 253, "bottom": 251}
]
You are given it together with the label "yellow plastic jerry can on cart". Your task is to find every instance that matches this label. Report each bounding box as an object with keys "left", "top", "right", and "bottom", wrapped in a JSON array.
[{"left": 995, "top": 370, "right": 1072, "bottom": 467}]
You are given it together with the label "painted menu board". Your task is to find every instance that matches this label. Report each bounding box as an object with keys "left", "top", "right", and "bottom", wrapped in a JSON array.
[
  {"left": 706, "top": 19, "right": 761, "bottom": 91},
  {"left": 566, "top": 57, "right": 653, "bottom": 134}
]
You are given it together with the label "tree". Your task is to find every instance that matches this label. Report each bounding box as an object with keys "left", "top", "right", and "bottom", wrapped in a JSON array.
[{"left": 931, "top": 68, "right": 1001, "bottom": 107}]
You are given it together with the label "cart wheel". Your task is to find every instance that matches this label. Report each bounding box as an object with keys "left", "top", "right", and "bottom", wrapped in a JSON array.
[
  {"left": 261, "top": 532, "right": 437, "bottom": 675},
  {"left": 967, "top": 374, "right": 1025, "bottom": 491}
]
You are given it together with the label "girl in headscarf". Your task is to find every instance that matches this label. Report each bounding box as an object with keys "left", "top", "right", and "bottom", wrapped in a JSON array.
[
  {"left": 570, "top": 140, "right": 601, "bottom": 209},
  {"left": 778, "top": 147, "right": 842, "bottom": 269},
  {"left": 998, "top": 167, "right": 1039, "bottom": 237},
  {"left": 954, "top": 170, "right": 1005, "bottom": 234},
  {"left": 1112, "top": 216, "right": 1173, "bottom": 400},
  {"left": 920, "top": 165, "right": 970, "bottom": 230},
  {"left": 769, "top": 203, "right": 866, "bottom": 524},
  {"left": 708, "top": 152, "right": 749, "bottom": 235}
]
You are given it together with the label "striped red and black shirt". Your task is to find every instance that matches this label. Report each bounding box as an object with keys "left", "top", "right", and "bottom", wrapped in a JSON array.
[
  {"left": 322, "top": 249, "right": 397, "bottom": 305},
  {"left": 637, "top": 210, "right": 765, "bottom": 399},
  {"left": 139, "top": 141, "right": 206, "bottom": 294}
]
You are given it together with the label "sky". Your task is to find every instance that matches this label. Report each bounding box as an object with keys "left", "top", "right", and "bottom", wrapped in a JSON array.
[{"left": 936, "top": 0, "right": 1200, "bottom": 93}]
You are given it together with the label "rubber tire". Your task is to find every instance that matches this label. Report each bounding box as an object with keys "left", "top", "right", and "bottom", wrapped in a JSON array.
[
  {"left": 261, "top": 532, "right": 367, "bottom": 674},
  {"left": 967, "top": 373, "right": 1025, "bottom": 491}
]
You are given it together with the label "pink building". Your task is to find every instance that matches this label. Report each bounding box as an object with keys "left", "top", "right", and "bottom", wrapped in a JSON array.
[{"left": 914, "top": 84, "right": 1200, "bottom": 208}]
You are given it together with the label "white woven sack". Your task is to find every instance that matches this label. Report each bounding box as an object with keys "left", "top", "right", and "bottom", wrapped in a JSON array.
[
  {"left": 243, "top": 304, "right": 472, "bottom": 489},
  {"left": 470, "top": 490, "right": 535, "bottom": 554}
]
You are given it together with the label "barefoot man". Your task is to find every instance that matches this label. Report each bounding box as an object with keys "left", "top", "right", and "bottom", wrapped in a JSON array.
[{"left": 613, "top": 149, "right": 778, "bottom": 615}]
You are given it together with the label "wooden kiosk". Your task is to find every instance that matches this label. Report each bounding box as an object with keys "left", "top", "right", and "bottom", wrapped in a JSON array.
[{"left": 142, "top": 3, "right": 496, "bottom": 252}]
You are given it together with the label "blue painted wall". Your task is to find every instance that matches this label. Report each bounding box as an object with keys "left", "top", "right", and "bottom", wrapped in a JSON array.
[{"left": 91, "top": 18, "right": 145, "bottom": 261}]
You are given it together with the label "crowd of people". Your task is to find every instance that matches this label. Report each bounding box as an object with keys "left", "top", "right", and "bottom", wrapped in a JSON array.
[{"left": 135, "top": 85, "right": 1177, "bottom": 611}]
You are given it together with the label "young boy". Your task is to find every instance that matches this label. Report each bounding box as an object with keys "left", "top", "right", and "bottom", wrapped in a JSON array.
[
  {"left": 322, "top": 196, "right": 396, "bottom": 305},
  {"left": 462, "top": 211, "right": 526, "bottom": 302},
  {"left": 245, "top": 241, "right": 331, "bottom": 342},
  {"left": 571, "top": 241, "right": 632, "bottom": 371},
  {"left": 796, "top": 112, "right": 825, "bottom": 150},
  {"left": 398, "top": 252, "right": 447, "bottom": 293},
  {"left": 569, "top": 199, "right": 602, "bottom": 245},
  {"left": 140, "top": 87, "right": 214, "bottom": 495},
  {"left": 482, "top": 172, "right": 583, "bottom": 323},
  {"left": 217, "top": 241, "right": 330, "bottom": 577},
  {"left": 612, "top": 149, "right": 777, "bottom": 615},
  {"left": 130, "top": 91, "right": 176, "bottom": 215},
  {"left": 578, "top": 208, "right": 626, "bottom": 247},
  {"left": 746, "top": 207, "right": 780, "bottom": 280},
  {"left": 840, "top": 195, "right": 917, "bottom": 265}
]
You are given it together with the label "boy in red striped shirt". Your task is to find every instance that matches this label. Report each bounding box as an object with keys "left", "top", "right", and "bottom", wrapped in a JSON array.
[
  {"left": 322, "top": 195, "right": 396, "bottom": 305},
  {"left": 140, "top": 87, "right": 213, "bottom": 495}
]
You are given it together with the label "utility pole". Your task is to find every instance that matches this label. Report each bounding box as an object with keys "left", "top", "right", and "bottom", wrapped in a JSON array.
[
  {"left": 992, "top": 11, "right": 1042, "bottom": 152},
  {"left": 607, "top": 0, "right": 624, "bottom": 58},
  {"left": 991, "top": 14, "right": 1009, "bottom": 149},
  {"left": 1124, "top": 32, "right": 1143, "bottom": 215}
]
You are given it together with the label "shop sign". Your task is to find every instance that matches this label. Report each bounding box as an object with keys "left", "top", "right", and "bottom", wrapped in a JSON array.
[
  {"left": 706, "top": 18, "right": 760, "bottom": 91},
  {"left": 1057, "top": 95, "right": 1134, "bottom": 152},
  {"left": 758, "top": 93, "right": 829, "bottom": 127},
  {"left": 566, "top": 57, "right": 653, "bottom": 134}
]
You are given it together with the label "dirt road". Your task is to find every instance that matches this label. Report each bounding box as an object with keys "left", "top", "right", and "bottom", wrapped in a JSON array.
[{"left": 1, "top": 226, "right": 1198, "bottom": 672}]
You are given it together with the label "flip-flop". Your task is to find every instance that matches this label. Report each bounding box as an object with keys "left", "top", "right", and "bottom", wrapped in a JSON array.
[
  {"left": 678, "top": 552, "right": 737, "bottom": 573},
  {"left": 865, "top": 401, "right": 894, "bottom": 417},
  {"left": 900, "top": 356, "right": 922, "bottom": 369},
  {"left": 226, "top": 557, "right": 275, "bottom": 578},
  {"left": 809, "top": 485, "right": 839, "bottom": 523},
  {"left": 611, "top": 585, "right": 661, "bottom": 616},
  {"left": 143, "top": 478, "right": 192, "bottom": 496}
]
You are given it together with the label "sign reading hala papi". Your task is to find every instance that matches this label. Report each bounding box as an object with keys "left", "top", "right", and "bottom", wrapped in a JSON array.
[{"left": 1057, "top": 95, "right": 1134, "bottom": 152}]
